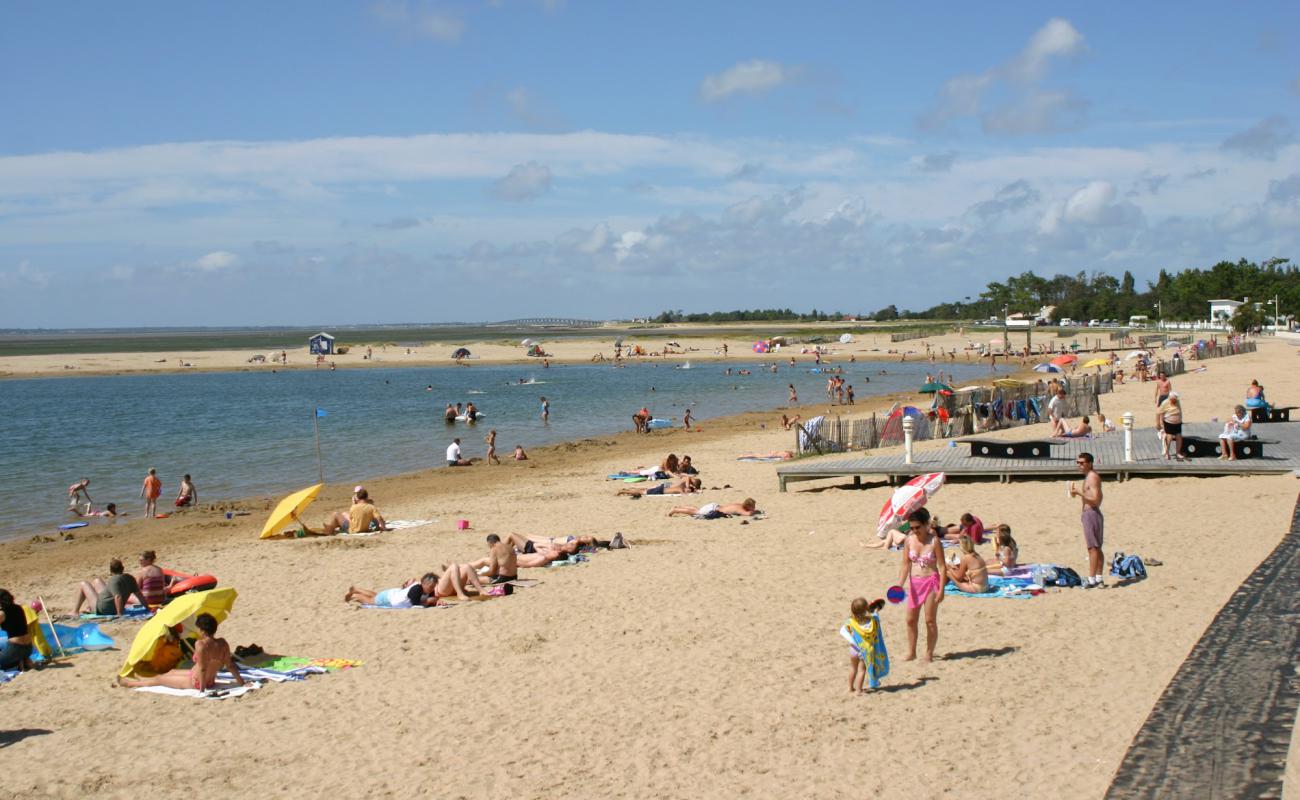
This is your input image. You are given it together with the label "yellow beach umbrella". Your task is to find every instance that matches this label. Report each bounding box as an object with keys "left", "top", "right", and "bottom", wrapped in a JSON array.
[
  {"left": 1082, "top": 357, "right": 1112, "bottom": 368},
  {"left": 118, "top": 588, "right": 238, "bottom": 678},
  {"left": 992, "top": 378, "right": 1023, "bottom": 389},
  {"left": 258, "top": 484, "right": 322, "bottom": 539}
]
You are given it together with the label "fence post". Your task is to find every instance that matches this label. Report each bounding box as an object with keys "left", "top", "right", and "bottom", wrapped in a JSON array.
[
  {"left": 1122, "top": 411, "right": 1135, "bottom": 463},
  {"left": 902, "top": 415, "right": 915, "bottom": 464}
]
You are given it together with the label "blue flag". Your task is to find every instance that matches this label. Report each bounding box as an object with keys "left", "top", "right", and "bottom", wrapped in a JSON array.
[{"left": 316, "top": 408, "right": 328, "bottom": 418}]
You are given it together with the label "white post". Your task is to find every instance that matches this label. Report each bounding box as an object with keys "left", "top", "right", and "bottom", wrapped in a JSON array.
[
  {"left": 902, "top": 415, "right": 915, "bottom": 464},
  {"left": 1121, "top": 411, "right": 1135, "bottom": 463}
]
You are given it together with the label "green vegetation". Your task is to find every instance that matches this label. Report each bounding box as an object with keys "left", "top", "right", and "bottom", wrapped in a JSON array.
[
  {"left": 652, "top": 308, "right": 850, "bottom": 323},
  {"left": 909, "top": 257, "right": 1296, "bottom": 330}
]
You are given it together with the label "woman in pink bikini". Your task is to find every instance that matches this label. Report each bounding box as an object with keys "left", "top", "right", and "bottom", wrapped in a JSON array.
[
  {"left": 895, "top": 507, "right": 946, "bottom": 662},
  {"left": 118, "top": 613, "right": 242, "bottom": 692}
]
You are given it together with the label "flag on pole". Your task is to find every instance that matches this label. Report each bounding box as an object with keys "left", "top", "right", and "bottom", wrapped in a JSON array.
[{"left": 316, "top": 408, "right": 328, "bottom": 418}]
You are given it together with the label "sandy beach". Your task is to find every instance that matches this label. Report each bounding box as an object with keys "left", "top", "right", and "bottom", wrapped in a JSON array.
[
  {"left": 0, "top": 323, "right": 1122, "bottom": 379},
  {"left": 2, "top": 338, "right": 1296, "bottom": 798}
]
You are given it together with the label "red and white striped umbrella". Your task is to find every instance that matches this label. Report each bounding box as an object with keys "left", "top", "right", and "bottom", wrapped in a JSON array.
[{"left": 876, "top": 472, "right": 946, "bottom": 536}]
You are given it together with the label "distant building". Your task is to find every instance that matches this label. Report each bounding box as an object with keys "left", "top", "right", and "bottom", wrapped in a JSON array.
[
  {"left": 308, "top": 332, "right": 335, "bottom": 355},
  {"left": 1208, "top": 299, "right": 1242, "bottom": 325}
]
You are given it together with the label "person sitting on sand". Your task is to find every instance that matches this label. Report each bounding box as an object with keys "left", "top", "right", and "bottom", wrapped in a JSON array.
[
  {"left": 985, "top": 525, "right": 1019, "bottom": 572},
  {"left": 660, "top": 454, "right": 680, "bottom": 475},
  {"left": 737, "top": 451, "right": 795, "bottom": 460},
  {"left": 946, "top": 535, "right": 991, "bottom": 594},
  {"left": 1096, "top": 413, "right": 1116, "bottom": 433},
  {"left": 1059, "top": 416, "right": 1092, "bottom": 438},
  {"left": 175, "top": 474, "right": 197, "bottom": 508},
  {"left": 118, "top": 613, "right": 243, "bottom": 691},
  {"left": 1219, "top": 404, "right": 1253, "bottom": 461},
  {"left": 0, "top": 589, "right": 35, "bottom": 671},
  {"left": 667, "top": 499, "right": 758, "bottom": 519},
  {"left": 678, "top": 455, "right": 698, "bottom": 475},
  {"left": 73, "top": 558, "right": 150, "bottom": 616},
  {"left": 513, "top": 444, "right": 528, "bottom": 461},
  {"left": 345, "top": 574, "right": 441, "bottom": 608},
  {"left": 135, "top": 550, "right": 172, "bottom": 607},
  {"left": 447, "top": 438, "right": 473, "bottom": 467},
  {"left": 300, "top": 489, "right": 390, "bottom": 535},
  {"left": 482, "top": 534, "right": 518, "bottom": 595},
  {"left": 939, "top": 512, "right": 985, "bottom": 544},
  {"left": 780, "top": 414, "right": 802, "bottom": 431},
  {"left": 617, "top": 476, "right": 702, "bottom": 497}
]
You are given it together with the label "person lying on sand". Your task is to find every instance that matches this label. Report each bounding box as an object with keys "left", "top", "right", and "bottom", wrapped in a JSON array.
[
  {"left": 617, "top": 476, "right": 702, "bottom": 497},
  {"left": 465, "top": 533, "right": 610, "bottom": 570},
  {"left": 345, "top": 574, "right": 440, "bottom": 607},
  {"left": 667, "top": 499, "right": 758, "bottom": 519},
  {"left": 946, "top": 535, "right": 991, "bottom": 593},
  {"left": 737, "top": 451, "right": 794, "bottom": 460},
  {"left": 1057, "top": 416, "right": 1092, "bottom": 439},
  {"left": 939, "top": 512, "right": 986, "bottom": 544},
  {"left": 117, "top": 613, "right": 243, "bottom": 691}
]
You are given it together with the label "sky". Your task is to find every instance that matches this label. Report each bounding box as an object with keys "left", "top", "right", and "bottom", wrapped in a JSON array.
[{"left": 2, "top": 1, "right": 1299, "bottom": 328}]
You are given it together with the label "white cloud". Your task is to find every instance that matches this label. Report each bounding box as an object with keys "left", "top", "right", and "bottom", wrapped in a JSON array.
[
  {"left": 920, "top": 18, "right": 1087, "bottom": 135},
  {"left": 1038, "top": 181, "right": 1142, "bottom": 236},
  {"left": 191, "top": 251, "right": 241, "bottom": 271},
  {"left": 0, "top": 260, "right": 51, "bottom": 290},
  {"left": 371, "top": 1, "right": 464, "bottom": 42},
  {"left": 699, "top": 60, "right": 798, "bottom": 103},
  {"left": 491, "top": 161, "right": 553, "bottom": 201}
]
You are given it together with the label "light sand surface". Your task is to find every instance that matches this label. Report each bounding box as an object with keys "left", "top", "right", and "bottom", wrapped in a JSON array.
[
  {"left": 2, "top": 340, "right": 1295, "bottom": 798},
  {"left": 0, "top": 322, "right": 1127, "bottom": 379}
]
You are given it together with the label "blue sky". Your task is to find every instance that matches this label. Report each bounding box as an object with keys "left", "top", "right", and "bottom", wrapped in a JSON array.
[{"left": 2, "top": 1, "right": 1298, "bottom": 327}]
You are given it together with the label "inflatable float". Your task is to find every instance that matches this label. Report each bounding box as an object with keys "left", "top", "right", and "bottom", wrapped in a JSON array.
[
  {"left": 162, "top": 569, "right": 218, "bottom": 597},
  {"left": 454, "top": 413, "right": 486, "bottom": 421}
]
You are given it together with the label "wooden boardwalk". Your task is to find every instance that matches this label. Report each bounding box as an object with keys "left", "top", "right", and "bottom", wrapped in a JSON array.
[{"left": 776, "top": 421, "right": 1300, "bottom": 490}]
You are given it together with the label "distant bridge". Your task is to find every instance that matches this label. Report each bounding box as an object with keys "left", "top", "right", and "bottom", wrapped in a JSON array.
[{"left": 489, "top": 318, "right": 605, "bottom": 328}]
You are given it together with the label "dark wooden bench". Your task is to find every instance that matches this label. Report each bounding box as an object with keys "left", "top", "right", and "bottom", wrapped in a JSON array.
[
  {"left": 1249, "top": 406, "right": 1295, "bottom": 423},
  {"left": 1179, "top": 436, "right": 1276, "bottom": 459},
  {"left": 966, "top": 440, "right": 1056, "bottom": 459}
]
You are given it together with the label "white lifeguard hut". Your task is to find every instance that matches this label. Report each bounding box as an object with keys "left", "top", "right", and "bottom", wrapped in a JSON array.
[
  {"left": 308, "top": 332, "right": 335, "bottom": 355},
  {"left": 1208, "top": 299, "right": 1242, "bottom": 326}
]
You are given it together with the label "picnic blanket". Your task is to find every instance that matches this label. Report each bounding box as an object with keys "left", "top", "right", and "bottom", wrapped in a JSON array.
[{"left": 944, "top": 575, "right": 1039, "bottom": 599}]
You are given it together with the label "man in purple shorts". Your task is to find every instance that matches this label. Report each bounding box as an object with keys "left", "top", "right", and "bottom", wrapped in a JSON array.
[{"left": 1069, "top": 451, "right": 1105, "bottom": 587}]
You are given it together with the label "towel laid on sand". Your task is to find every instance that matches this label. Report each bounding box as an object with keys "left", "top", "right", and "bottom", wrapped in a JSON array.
[
  {"left": 736, "top": 456, "right": 788, "bottom": 462},
  {"left": 944, "top": 575, "right": 1038, "bottom": 599},
  {"left": 382, "top": 519, "right": 436, "bottom": 531},
  {"left": 79, "top": 605, "right": 153, "bottom": 621},
  {"left": 133, "top": 679, "right": 262, "bottom": 700}
]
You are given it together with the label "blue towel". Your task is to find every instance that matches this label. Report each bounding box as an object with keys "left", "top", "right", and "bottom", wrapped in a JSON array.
[
  {"left": 1, "top": 669, "right": 18, "bottom": 684},
  {"left": 944, "top": 575, "right": 1036, "bottom": 599}
]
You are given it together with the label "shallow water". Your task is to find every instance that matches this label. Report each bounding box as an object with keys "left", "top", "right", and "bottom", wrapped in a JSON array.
[{"left": 2, "top": 359, "right": 988, "bottom": 537}]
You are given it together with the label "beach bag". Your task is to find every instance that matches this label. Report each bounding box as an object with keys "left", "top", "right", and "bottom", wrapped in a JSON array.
[
  {"left": 1109, "top": 552, "right": 1146, "bottom": 580},
  {"left": 1045, "top": 566, "right": 1083, "bottom": 588}
]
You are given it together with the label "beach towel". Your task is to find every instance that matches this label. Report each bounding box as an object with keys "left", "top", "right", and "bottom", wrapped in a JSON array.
[
  {"left": 79, "top": 605, "right": 152, "bottom": 621},
  {"left": 736, "top": 456, "right": 788, "bottom": 462},
  {"left": 1, "top": 669, "right": 18, "bottom": 684},
  {"left": 383, "top": 519, "right": 437, "bottom": 531},
  {"left": 944, "top": 575, "right": 1039, "bottom": 599},
  {"left": 132, "top": 679, "right": 263, "bottom": 700},
  {"left": 838, "top": 614, "right": 889, "bottom": 689},
  {"left": 239, "top": 655, "right": 364, "bottom": 672}
]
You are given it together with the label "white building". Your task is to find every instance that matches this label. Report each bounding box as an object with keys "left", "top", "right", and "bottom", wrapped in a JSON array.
[{"left": 1208, "top": 299, "right": 1242, "bottom": 325}]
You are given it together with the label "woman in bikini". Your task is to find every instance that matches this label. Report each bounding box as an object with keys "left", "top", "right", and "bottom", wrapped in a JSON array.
[
  {"left": 895, "top": 507, "right": 946, "bottom": 662},
  {"left": 946, "top": 535, "right": 990, "bottom": 593},
  {"left": 117, "top": 613, "right": 243, "bottom": 691}
]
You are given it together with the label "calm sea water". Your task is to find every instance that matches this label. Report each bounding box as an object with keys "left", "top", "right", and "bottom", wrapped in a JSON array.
[{"left": 2, "top": 359, "right": 988, "bottom": 537}]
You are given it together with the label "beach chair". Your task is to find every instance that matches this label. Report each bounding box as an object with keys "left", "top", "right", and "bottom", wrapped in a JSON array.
[{"left": 795, "top": 416, "right": 828, "bottom": 455}]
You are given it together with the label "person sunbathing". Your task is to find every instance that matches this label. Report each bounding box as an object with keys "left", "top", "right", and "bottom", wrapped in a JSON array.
[
  {"left": 864, "top": 526, "right": 909, "bottom": 550},
  {"left": 347, "top": 565, "right": 484, "bottom": 604},
  {"left": 345, "top": 574, "right": 440, "bottom": 607},
  {"left": 1058, "top": 417, "right": 1092, "bottom": 438},
  {"left": 946, "top": 535, "right": 991, "bottom": 593},
  {"left": 667, "top": 499, "right": 758, "bottom": 519},
  {"left": 617, "top": 476, "right": 702, "bottom": 497},
  {"left": 117, "top": 613, "right": 243, "bottom": 691},
  {"left": 939, "top": 512, "right": 986, "bottom": 543},
  {"left": 737, "top": 451, "right": 794, "bottom": 460}
]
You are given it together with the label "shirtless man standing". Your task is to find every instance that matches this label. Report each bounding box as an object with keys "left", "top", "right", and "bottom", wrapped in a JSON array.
[
  {"left": 1069, "top": 452, "right": 1105, "bottom": 588},
  {"left": 484, "top": 534, "right": 518, "bottom": 595}
]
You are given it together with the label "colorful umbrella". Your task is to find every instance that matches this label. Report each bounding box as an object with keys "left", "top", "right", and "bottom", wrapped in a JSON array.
[
  {"left": 1050, "top": 354, "right": 1077, "bottom": 365},
  {"left": 1082, "top": 357, "right": 1112, "bottom": 368},
  {"left": 876, "top": 472, "right": 945, "bottom": 536},
  {"left": 119, "top": 588, "right": 238, "bottom": 678},
  {"left": 752, "top": 340, "right": 769, "bottom": 353},
  {"left": 919, "top": 382, "right": 954, "bottom": 394},
  {"left": 259, "top": 484, "right": 322, "bottom": 539},
  {"left": 1033, "top": 363, "right": 1062, "bottom": 373}
]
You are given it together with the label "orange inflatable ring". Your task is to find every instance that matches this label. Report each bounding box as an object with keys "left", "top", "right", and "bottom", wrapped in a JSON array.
[{"left": 163, "top": 569, "right": 218, "bottom": 597}]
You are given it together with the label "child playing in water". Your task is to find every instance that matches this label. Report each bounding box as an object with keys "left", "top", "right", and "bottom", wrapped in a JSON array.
[
  {"left": 485, "top": 430, "right": 501, "bottom": 465},
  {"left": 843, "top": 597, "right": 888, "bottom": 693}
]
